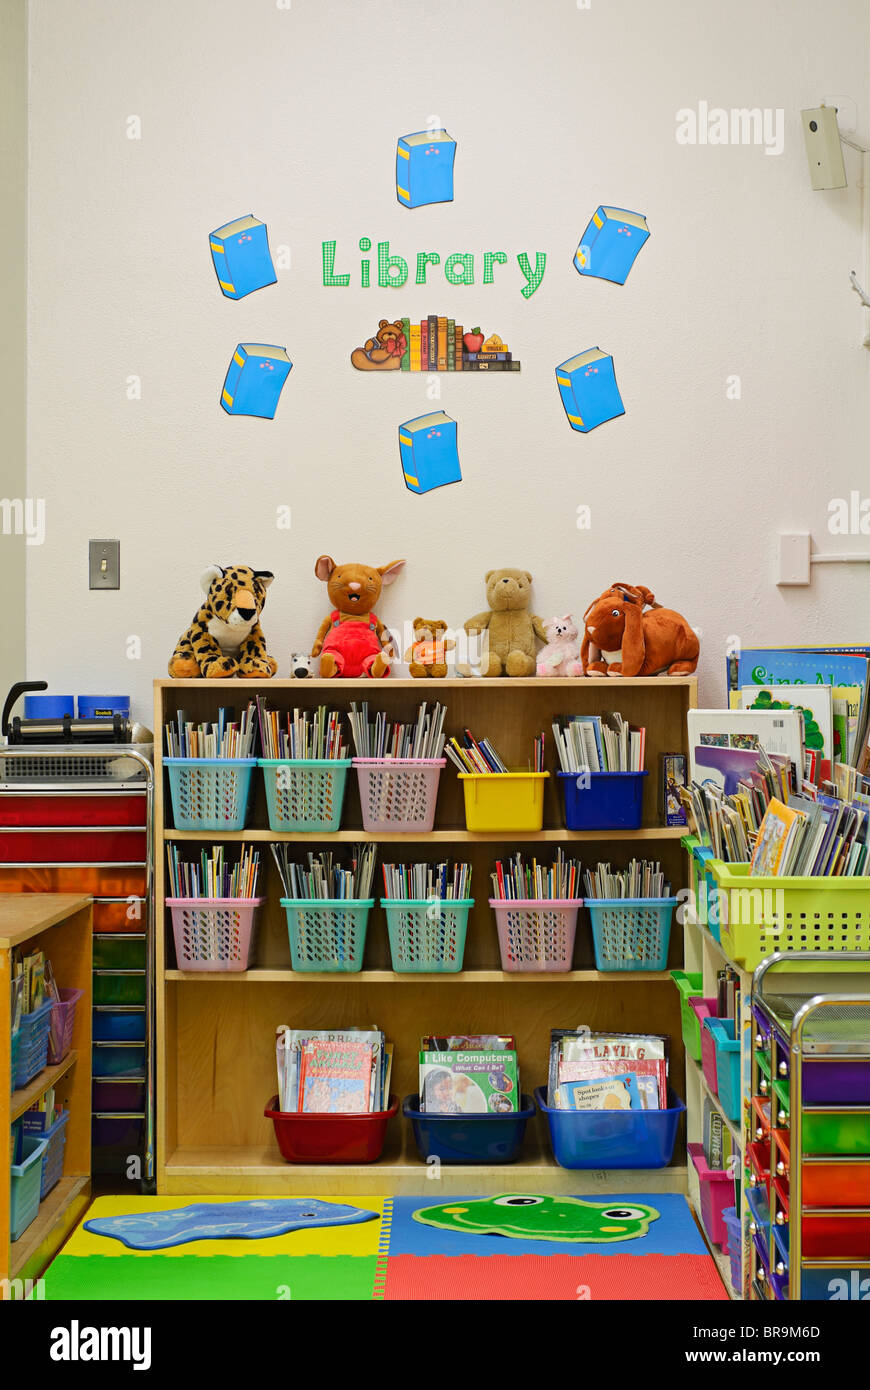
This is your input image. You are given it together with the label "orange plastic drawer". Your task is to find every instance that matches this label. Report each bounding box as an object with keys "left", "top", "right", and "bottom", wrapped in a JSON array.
[
  {"left": 752, "top": 1096, "right": 772, "bottom": 1142},
  {"left": 93, "top": 898, "right": 147, "bottom": 932},
  {"left": 0, "top": 865, "right": 146, "bottom": 895},
  {"left": 0, "top": 828, "right": 146, "bottom": 862},
  {"left": 0, "top": 793, "right": 145, "bottom": 826}
]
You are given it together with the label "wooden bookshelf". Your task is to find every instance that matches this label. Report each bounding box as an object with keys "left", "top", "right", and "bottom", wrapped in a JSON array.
[
  {"left": 155, "top": 676, "right": 696, "bottom": 1196},
  {"left": 1, "top": 894, "right": 92, "bottom": 1292}
]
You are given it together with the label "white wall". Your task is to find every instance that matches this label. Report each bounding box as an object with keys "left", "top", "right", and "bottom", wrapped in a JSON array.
[
  {"left": 1, "top": 0, "right": 26, "bottom": 691},
  {"left": 25, "top": 0, "right": 870, "bottom": 723}
]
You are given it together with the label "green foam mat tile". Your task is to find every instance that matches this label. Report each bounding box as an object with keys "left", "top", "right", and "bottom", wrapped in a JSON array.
[{"left": 43, "top": 1253, "right": 379, "bottom": 1301}]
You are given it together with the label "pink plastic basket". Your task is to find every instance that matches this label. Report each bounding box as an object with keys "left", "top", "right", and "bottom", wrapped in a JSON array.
[
  {"left": 353, "top": 758, "right": 445, "bottom": 833},
  {"left": 489, "top": 898, "right": 582, "bottom": 973},
  {"left": 167, "top": 897, "right": 262, "bottom": 972},
  {"left": 47, "top": 987, "right": 83, "bottom": 1065},
  {"left": 691, "top": 997, "right": 719, "bottom": 1093}
]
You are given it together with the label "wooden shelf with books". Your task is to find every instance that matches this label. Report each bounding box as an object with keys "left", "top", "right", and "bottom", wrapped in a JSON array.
[{"left": 154, "top": 675, "right": 696, "bottom": 1197}]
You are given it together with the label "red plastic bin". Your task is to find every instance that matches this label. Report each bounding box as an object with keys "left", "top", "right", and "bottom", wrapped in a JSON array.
[
  {"left": 264, "top": 1094, "right": 398, "bottom": 1164},
  {"left": 0, "top": 793, "right": 146, "bottom": 827},
  {"left": 689, "top": 997, "right": 719, "bottom": 1091},
  {"left": 0, "top": 828, "right": 146, "bottom": 863}
]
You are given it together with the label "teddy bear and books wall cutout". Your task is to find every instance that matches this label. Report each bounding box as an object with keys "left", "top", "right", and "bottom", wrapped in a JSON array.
[{"left": 350, "top": 318, "right": 520, "bottom": 372}]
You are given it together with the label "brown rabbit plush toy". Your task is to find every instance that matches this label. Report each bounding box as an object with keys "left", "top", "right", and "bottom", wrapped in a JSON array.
[
  {"left": 311, "top": 556, "right": 406, "bottom": 678},
  {"left": 581, "top": 582, "right": 699, "bottom": 676}
]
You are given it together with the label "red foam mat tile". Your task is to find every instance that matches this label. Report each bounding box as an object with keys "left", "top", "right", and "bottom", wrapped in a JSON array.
[{"left": 383, "top": 1253, "right": 729, "bottom": 1301}]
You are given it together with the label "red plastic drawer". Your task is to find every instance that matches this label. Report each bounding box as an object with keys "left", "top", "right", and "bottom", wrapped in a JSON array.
[
  {"left": 773, "top": 1176, "right": 790, "bottom": 1223},
  {"left": 0, "top": 865, "right": 146, "bottom": 895},
  {"left": 93, "top": 898, "right": 147, "bottom": 932},
  {"left": 0, "top": 793, "right": 145, "bottom": 827},
  {"left": 748, "top": 1140, "right": 772, "bottom": 1196},
  {"left": 802, "top": 1212, "right": 870, "bottom": 1260},
  {"left": 0, "top": 828, "right": 146, "bottom": 862}
]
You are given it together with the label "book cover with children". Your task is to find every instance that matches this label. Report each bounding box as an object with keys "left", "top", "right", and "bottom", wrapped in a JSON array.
[{"left": 419, "top": 1050, "right": 519, "bottom": 1113}]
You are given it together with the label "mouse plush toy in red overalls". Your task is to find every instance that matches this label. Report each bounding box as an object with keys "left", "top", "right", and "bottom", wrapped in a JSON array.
[{"left": 311, "top": 555, "right": 406, "bottom": 678}]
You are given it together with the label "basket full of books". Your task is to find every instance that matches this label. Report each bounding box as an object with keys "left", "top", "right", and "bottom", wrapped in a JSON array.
[
  {"left": 267, "top": 1024, "right": 396, "bottom": 1163},
  {"left": 163, "top": 701, "right": 259, "bottom": 832},
  {"left": 349, "top": 701, "right": 446, "bottom": 833},
  {"left": 273, "top": 844, "right": 376, "bottom": 972},
  {"left": 257, "top": 699, "right": 352, "bottom": 832},
  {"left": 553, "top": 712, "right": 648, "bottom": 831},
  {"left": 447, "top": 727, "right": 548, "bottom": 833},
  {"left": 538, "top": 1028, "right": 684, "bottom": 1169},
  {"left": 381, "top": 861, "right": 472, "bottom": 972},
  {"left": 583, "top": 860, "right": 677, "bottom": 972},
  {"left": 489, "top": 852, "right": 582, "bottom": 972},
  {"left": 166, "top": 845, "right": 262, "bottom": 972},
  {"left": 405, "top": 1033, "right": 535, "bottom": 1164}
]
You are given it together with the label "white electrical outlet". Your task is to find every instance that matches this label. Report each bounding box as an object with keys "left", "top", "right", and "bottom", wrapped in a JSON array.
[{"left": 777, "top": 533, "right": 811, "bottom": 586}]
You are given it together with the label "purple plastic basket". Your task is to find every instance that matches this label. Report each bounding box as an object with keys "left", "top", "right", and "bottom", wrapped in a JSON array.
[
  {"left": 353, "top": 758, "right": 444, "bottom": 833},
  {"left": 48, "top": 987, "right": 83, "bottom": 1065},
  {"left": 722, "top": 1206, "right": 742, "bottom": 1292},
  {"left": 489, "top": 899, "right": 581, "bottom": 972}
]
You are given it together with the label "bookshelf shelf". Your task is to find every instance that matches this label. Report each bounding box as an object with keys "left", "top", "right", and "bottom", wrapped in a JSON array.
[
  {"left": 154, "top": 675, "right": 697, "bottom": 1198},
  {"left": 11, "top": 1051, "right": 79, "bottom": 1124}
]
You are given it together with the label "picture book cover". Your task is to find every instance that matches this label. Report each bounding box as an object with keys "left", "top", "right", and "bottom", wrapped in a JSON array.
[
  {"left": 399, "top": 411, "right": 461, "bottom": 494},
  {"left": 574, "top": 206, "right": 650, "bottom": 285},
  {"left": 419, "top": 1050, "right": 519, "bottom": 1114},
  {"left": 660, "top": 751, "right": 688, "bottom": 826},
  {"left": 727, "top": 647, "right": 870, "bottom": 698},
  {"left": 687, "top": 709, "right": 804, "bottom": 795},
  {"left": 396, "top": 129, "right": 456, "bottom": 208},
  {"left": 560, "top": 1072, "right": 642, "bottom": 1111},
  {"left": 299, "top": 1039, "right": 374, "bottom": 1114},
  {"left": 749, "top": 797, "right": 803, "bottom": 876},
  {"left": 209, "top": 214, "right": 277, "bottom": 299},
  {"left": 738, "top": 684, "right": 833, "bottom": 772},
  {"left": 555, "top": 348, "right": 624, "bottom": 432},
  {"left": 557, "top": 1057, "right": 666, "bottom": 1110},
  {"left": 220, "top": 344, "right": 292, "bottom": 419}
]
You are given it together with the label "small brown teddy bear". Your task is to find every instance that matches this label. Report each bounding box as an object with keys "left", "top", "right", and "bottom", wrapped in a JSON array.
[
  {"left": 404, "top": 618, "right": 455, "bottom": 678},
  {"left": 350, "top": 320, "right": 407, "bottom": 371},
  {"left": 464, "top": 569, "right": 547, "bottom": 677}
]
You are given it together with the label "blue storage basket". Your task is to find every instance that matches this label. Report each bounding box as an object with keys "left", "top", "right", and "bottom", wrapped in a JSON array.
[
  {"left": 259, "top": 758, "right": 351, "bottom": 833},
  {"left": 704, "top": 1017, "right": 741, "bottom": 1121},
  {"left": 10, "top": 1134, "right": 48, "bottom": 1240},
  {"left": 403, "top": 1093, "right": 535, "bottom": 1164},
  {"left": 535, "top": 1086, "right": 685, "bottom": 1169},
  {"left": 21, "top": 1108, "right": 70, "bottom": 1199},
  {"left": 12, "top": 1000, "right": 54, "bottom": 1090},
  {"left": 164, "top": 757, "right": 256, "bottom": 831},
  {"left": 558, "top": 769, "right": 648, "bottom": 831},
  {"left": 281, "top": 898, "right": 373, "bottom": 973},
  {"left": 587, "top": 898, "right": 677, "bottom": 972},
  {"left": 383, "top": 899, "right": 472, "bottom": 973}
]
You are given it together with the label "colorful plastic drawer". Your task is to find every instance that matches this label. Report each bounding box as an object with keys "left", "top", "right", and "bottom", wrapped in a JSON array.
[
  {"left": 801, "top": 1212, "right": 870, "bottom": 1260},
  {"left": 92, "top": 1113, "right": 145, "bottom": 1173},
  {"left": 704, "top": 1017, "right": 740, "bottom": 1121},
  {"left": 0, "top": 828, "right": 146, "bottom": 862},
  {"left": 0, "top": 793, "right": 145, "bottom": 826},
  {"left": 752, "top": 1004, "right": 772, "bottom": 1045},
  {"left": 92, "top": 1007, "right": 146, "bottom": 1042},
  {"left": 800, "top": 1156, "right": 870, "bottom": 1207},
  {"left": 745, "top": 1182, "right": 771, "bottom": 1236},
  {"left": 772, "top": 1223, "right": 789, "bottom": 1279},
  {"left": 752, "top": 1096, "right": 772, "bottom": 1142},
  {"left": 92, "top": 934, "right": 146, "bottom": 970},
  {"left": 93, "top": 898, "right": 147, "bottom": 932},
  {"left": 748, "top": 1140, "right": 771, "bottom": 1195},
  {"left": 803, "top": 1109, "right": 870, "bottom": 1155},
  {"left": 771, "top": 1078, "right": 790, "bottom": 1128},
  {"left": 802, "top": 1060, "right": 870, "bottom": 1106},
  {"left": 92, "top": 971, "right": 146, "bottom": 1006},
  {"left": 752, "top": 1231, "right": 771, "bottom": 1283},
  {"left": 801, "top": 1265, "right": 870, "bottom": 1300},
  {"left": 755, "top": 1050, "right": 771, "bottom": 1094},
  {"left": 773, "top": 1128, "right": 790, "bottom": 1183},
  {"left": 772, "top": 1177, "right": 789, "bottom": 1226},
  {"left": 688, "top": 1142, "right": 734, "bottom": 1248},
  {"left": 92, "top": 1078, "right": 146, "bottom": 1111},
  {"left": 671, "top": 970, "right": 704, "bottom": 1062},
  {"left": 93, "top": 1042, "right": 147, "bottom": 1078},
  {"left": 0, "top": 865, "right": 146, "bottom": 895}
]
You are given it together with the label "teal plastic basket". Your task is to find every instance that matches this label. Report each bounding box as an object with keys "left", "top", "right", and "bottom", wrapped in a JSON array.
[
  {"left": 281, "top": 898, "right": 373, "bottom": 973},
  {"left": 587, "top": 898, "right": 677, "bottom": 972},
  {"left": 259, "top": 758, "right": 351, "bottom": 833},
  {"left": 10, "top": 1133, "right": 48, "bottom": 1241},
  {"left": 164, "top": 757, "right": 256, "bottom": 832},
  {"left": 383, "top": 899, "right": 473, "bottom": 972}
]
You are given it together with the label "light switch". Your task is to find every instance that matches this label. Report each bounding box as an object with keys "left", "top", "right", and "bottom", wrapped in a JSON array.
[
  {"left": 89, "top": 539, "right": 120, "bottom": 589},
  {"left": 776, "top": 532, "right": 811, "bottom": 586}
]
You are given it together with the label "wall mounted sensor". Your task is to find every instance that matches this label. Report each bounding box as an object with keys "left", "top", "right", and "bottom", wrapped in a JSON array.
[{"left": 801, "top": 107, "right": 847, "bottom": 189}]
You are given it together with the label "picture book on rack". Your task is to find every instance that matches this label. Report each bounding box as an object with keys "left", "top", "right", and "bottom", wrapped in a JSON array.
[
  {"left": 548, "top": 1030, "right": 668, "bottom": 1110},
  {"left": 419, "top": 1048, "right": 520, "bottom": 1114}
]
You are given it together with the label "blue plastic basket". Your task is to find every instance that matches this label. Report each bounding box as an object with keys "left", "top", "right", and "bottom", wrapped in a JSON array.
[
  {"left": 11, "top": 1000, "right": 54, "bottom": 1090},
  {"left": 21, "top": 1108, "right": 70, "bottom": 1198},
  {"left": 259, "top": 758, "right": 352, "bottom": 833},
  {"left": 704, "top": 1017, "right": 741, "bottom": 1121},
  {"left": 722, "top": 1205, "right": 743, "bottom": 1292},
  {"left": 535, "top": 1085, "right": 685, "bottom": 1169},
  {"left": 383, "top": 899, "right": 473, "bottom": 973},
  {"left": 10, "top": 1134, "right": 48, "bottom": 1240},
  {"left": 164, "top": 757, "right": 256, "bottom": 831},
  {"left": 403, "top": 1093, "right": 536, "bottom": 1164},
  {"left": 558, "top": 769, "right": 648, "bottom": 830},
  {"left": 281, "top": 898, "right": 373, "bottom": 973},
  {"left": 587, "top": 898, "right": 677, "bottom": 971}
]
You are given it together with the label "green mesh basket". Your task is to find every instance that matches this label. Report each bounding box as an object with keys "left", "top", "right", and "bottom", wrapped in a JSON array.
[
  {"left": 281, "top": 898, "right": 373, "bottom": 972},
  {"left": 382, "top": 899, "right": 473, "bottom": 973},
  {"left": 259, "top": 759, "right": 351, "bottom": 833}
]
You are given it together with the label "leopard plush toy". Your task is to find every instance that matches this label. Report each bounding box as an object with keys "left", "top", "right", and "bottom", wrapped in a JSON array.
[{"left": 168, "top": 565, "right": 278, "bottom": 678}]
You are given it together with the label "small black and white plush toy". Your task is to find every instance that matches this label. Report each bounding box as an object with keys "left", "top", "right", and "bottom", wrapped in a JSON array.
[{"left": 289, "top": 653, "right": 313, "bottom": 679}]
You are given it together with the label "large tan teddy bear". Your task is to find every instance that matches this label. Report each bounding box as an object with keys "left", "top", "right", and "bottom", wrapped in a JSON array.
[{"left": 464, "top": 569, "right": 547, "bottom": 677}]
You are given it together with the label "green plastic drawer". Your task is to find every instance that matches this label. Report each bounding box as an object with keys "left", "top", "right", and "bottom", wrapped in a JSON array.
[
  {"left": 93, "top": 934, "right": 146, "bottom": 970},
  {"left": 803, "top": 1110, "right": 870, "bottom": 1156},
  {"left": 92, "top": 971, "right": 146, "bottom": 1006}
]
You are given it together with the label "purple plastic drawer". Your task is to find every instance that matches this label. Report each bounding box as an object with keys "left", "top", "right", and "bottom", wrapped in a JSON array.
[
  {"left": 752, "top": 1005, "right": 772, "bottom": 1045},
  {"left": 92, "top": 1078, "right": 146, "bottom": 1110},
  {"left": 753, "top": 1231, "right": 773, "bottom": 1295},
  {"left": 801, "top": 1059, "right": 870, "bottom": 1106}
]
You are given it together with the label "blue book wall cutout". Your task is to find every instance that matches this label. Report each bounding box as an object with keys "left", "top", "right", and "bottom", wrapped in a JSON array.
[
  {"left": 221, "top": 344, "right": 292, "bottom": 419},
  {"left": 210, "top": 215, "right": 277, "bottom": 299},
  {"left": 574, "top": 207, "right": 650, "bottom": 285},
  {"left": 399, "top": 411, "right": 461, "bottom": 493},
  {"left": 556, "top": 348, "right": 624, "bottom": 433},
  {"left": 396, "top": 130, "right": 456, "bottom": 209}
]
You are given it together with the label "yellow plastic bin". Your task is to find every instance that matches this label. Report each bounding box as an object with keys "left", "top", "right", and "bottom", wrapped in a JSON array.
[{"left": 458, "top": 772, "right": 549, "bottom": 832}]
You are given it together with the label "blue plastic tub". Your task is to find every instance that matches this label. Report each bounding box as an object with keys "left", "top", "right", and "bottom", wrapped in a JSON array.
[
  {"left": 21, "top": 1108, "right": 70, "bottom": 1198},
  {"left": 24, "top": 694, "right": 74, "bottom": 718},
  {"left": 164, "top": 757, "right": 256, "bottom": 832},
  {"left": 722, "top": 1206, "right": 742, "bottom": 1292},
  {"left": 78, "top": 695, "right": 130, "bottom": 719},
  {"left": 558, "top": 770, "right": 648, "bottom": 831},
  {"left": 10, "top": 1134, "right": 48, "bottom": 1240},
  {"left": 535, "top": 1085, "right": 685, "bottom": 1169},
  {"left": 403, "top": 1093, "right": 535, "bottom": 1164},
  {"left": 704, "top": 1017, "right": 741, "bottom": 1121},
  {"left": 587, "top": 898, "right": 677, "bottom": 971},
  {"left": 92, "top": 1008, "right": 146, "bottom": 1042},
  {"left": 12, "top": 1000, "right": 54, "bottom": 1090}
]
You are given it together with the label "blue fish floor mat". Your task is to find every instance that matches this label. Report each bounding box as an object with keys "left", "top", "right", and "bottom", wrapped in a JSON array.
[{"left": 84, "top": 1199, "right": 378, "bottom": 1250}]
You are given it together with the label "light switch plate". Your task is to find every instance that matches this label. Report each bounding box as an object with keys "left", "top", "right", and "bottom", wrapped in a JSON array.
[
  {"left": 777, "top": 532, "right": 811, "bottom": 586},
  {"left": 89, "top": 539, "right": 120, "bottom": 590}
]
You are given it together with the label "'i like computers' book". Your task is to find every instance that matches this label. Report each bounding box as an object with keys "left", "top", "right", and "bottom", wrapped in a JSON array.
[
  {"left": 555, "top": 348, "right": 624, "bottom": 432},
  {"left": 209, "top": 215, "right": 277, "bottom": 299},
  {"left": 396, "top": 130, "right": 456, "bottom": 208},
  {"left": 221, "top": 344, "right": 293, "bottom": 419}
]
